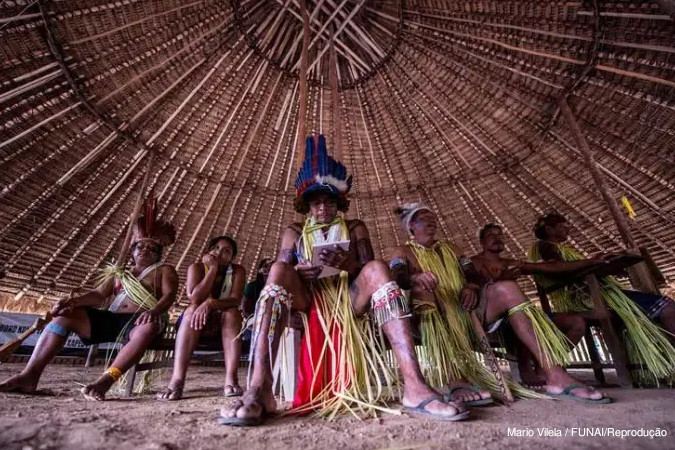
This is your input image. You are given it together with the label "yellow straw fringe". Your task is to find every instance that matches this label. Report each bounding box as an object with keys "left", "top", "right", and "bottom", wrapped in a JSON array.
[
  {"left": 529, "top": 241, "right": 675, "bottom": 384},
  {"left": 289, "top": 217, "right": 397, "bottom": 418},
  {"left": 408, "top": 242, "right": 546, "bottom": 400}
]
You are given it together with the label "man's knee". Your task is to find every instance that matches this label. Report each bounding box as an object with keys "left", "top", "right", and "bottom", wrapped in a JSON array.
[
  {"left": 268, "top": 261, "right": 294, "bottom": 280},
  {"left": 131, "top": 322, "right": 160, "bottom": 340},
  {"left": 362, "top": 260, "right": 392, "bottom": 281},
  {"left": 182, "top": 304, "right": 198, "bottom": 318},
  {"left": 221, "top": 307, "right": 242, "bottom": 325},
  {"left": 490, "top": 281, "right": 526, "bottom": 304}
]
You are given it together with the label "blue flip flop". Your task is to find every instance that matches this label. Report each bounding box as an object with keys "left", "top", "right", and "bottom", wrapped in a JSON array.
[
  {"left": 546, "top": 384, "right": 612, "bottom": 404},
  {"left": 403, "top": 395, "right": 471, "bottom": 422},
  {"left": 445, "top": 385, "right": 494, "bottom": 407}
]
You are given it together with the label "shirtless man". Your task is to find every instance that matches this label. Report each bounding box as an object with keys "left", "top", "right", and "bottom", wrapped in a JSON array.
[
  {"left": 220, "top": 135, "right": 467, "bottom": 426},
  {"left": 0, "top": 227, "right": 178, "bottom": 400},
  {"left": 468, "top": 223, "right": 602, "bottom": 388},
  {"left": 158, "top": 236, "right": 246, "bottom": 400},
  {"left": 391, "top": 205, "right": 609, "bottom": 404}
]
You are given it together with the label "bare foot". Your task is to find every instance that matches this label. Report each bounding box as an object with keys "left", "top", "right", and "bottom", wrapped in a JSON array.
[
  {"left": 402, "top": 386, "right": 467, "bottom": 419},
  {"left": 220, "top": 386, "right": 276, "bottom": 422},
  {"left": 519, "top": 361, "right": 546, "bottom": 389},
  {"left": 81, "top": 374, "right": 115, "bottom": 401},
  {"left": 445, "top": 380, "right": 491, "bottom": 403},
  {"left": 223, "top": 384, "right": 243, "bottom": 397},
  {"left": 0, "top": 373, "right": 38, "bottom": 394}
]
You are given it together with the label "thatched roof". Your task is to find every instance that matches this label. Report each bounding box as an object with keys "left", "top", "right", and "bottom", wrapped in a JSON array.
[{"left": 1, "top": 0, "right": 674, "bottom": 313}]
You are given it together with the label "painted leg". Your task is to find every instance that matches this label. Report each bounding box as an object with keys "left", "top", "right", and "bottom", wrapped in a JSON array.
[
  {"left": 157, "top": 306, "right": 203, "bottom": 400},
  {"left": 0, "top": 308, "right": 91, "bottom": 393},
  {"left": 222, "top": 307, "right": 243, "bottom": 396},
  {"left": 82, "top": 322, "right": 159, "bottom": 401},
  {"left": 351, "top": 261, "right": 467, "bottom": 419},
  {"left": 411, "top": 285, "right": 489, "bottom": 403}
]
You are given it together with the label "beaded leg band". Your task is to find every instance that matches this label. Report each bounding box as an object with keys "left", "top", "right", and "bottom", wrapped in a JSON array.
[
  {"left": 508, "top": 301, "right": 572, "bottom": 368},
  {"left": 104, "top": 367, "right": 123, "bottom": 383},
  {"left": 248, "top": 284, "right": 292, "bottom": 384},
  {"left": 371, "top": 281, "right": 412, "bottom": 327},
  {"left": 45, "top": 322, "right": 70, "bottom": 337}
]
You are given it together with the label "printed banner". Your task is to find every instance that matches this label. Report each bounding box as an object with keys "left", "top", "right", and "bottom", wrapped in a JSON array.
[{"left": 0, "top": 312, "right": 115, "bottom": 350}]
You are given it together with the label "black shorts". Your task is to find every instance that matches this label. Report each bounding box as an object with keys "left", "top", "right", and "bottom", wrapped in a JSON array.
[{"left": 80, "top": 308, "right": 139, "bottom": 345}]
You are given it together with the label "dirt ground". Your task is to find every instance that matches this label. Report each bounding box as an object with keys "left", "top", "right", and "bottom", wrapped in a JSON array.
[{"left": 0, "top": 363, "right": 673, "bottom": 450}]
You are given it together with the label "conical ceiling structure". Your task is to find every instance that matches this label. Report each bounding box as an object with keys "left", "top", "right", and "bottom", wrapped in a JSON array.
[{"left": 1, "top": 0, "right": 674, "bottom": 311}]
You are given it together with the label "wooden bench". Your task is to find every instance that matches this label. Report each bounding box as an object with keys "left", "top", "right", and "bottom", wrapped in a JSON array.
[
  {"left": 86, "top": 324, "right": 251, "bottom": 396},
  {"left": 535, "top": 252, "right": 647, "bottom": 387}
]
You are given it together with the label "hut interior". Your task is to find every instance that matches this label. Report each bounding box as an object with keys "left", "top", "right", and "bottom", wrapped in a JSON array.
[{"left": 1, "top": 0, "right": 674, "bottom": 314}]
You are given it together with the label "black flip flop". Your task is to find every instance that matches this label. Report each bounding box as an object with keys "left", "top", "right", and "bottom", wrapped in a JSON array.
[
  {"left": 403, "top": 396, "right": 470, "bottom": 422},
  {"left": 546, "top": 384, "right": 612, "bottom": 404}
]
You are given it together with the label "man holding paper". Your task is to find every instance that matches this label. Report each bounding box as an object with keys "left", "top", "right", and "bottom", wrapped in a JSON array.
[{"left": 219, "top": 135, "right": 468, "bottom": 426}]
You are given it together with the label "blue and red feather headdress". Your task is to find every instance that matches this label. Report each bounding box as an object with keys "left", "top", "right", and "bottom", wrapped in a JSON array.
[{"left": 295, "top": 134, "right": 352, "bottom": 201}]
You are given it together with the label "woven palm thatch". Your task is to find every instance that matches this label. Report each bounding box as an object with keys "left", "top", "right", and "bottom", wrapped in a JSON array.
[{"left": 0, "top": 0, "right": 674, "bottom": 314}]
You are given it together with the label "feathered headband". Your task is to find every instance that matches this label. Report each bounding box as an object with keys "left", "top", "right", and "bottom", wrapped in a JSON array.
[
  {"left": 395, "top": 202, "right": 432, "bottom": 233},
  {"left": 295, "top": 134, "right": 352, "bottom": 201},
  {"left": 131, "top": 195, "right": 176, "bottom": 248}
]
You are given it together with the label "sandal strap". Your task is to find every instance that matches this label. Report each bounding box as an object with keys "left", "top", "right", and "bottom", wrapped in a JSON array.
[
  {"left": 414, "top": 395, "right": 445, "bottom": 410},
  {"left": 560, "top": 384, "right": 586, "bottom": 395}
]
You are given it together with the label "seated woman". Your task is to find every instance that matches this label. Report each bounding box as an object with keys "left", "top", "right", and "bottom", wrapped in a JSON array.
[
  {"left": 0, "top": 216, "right": 178, "bottom": 401},
  {"left": 158, "top": 236, "right": 245, "bottom": 401},
  {"left": 528, "top": 213, "right": 675, "bottom": 384}
]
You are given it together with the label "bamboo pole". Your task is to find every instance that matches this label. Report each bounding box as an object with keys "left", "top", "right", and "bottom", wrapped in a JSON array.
[
  {"left": 295, "top": 0, "right": 310, "bottom": 168},
  {"left": 558, "top": 97, "right": 658, "bottom": 293},
  {"left": 329, "top": 30, "right": 342, "bottom": 161}
]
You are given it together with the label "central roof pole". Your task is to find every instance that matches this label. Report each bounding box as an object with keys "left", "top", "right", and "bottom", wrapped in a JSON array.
[{"left": 296, "top": 0, "right": 310, "bottom": 168}]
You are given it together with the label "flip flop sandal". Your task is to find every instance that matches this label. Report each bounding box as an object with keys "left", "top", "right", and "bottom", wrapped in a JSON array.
[
  {"left": 403, "top": 396, "right": 470, "bottom": 422},
  {"left": 218, "top": 401, "right": 268, "bottom": 427},
  {"left": 156, "top": 384, "right": 184, "bottom": 402},
  {"left": 546, "top": 384, "right": 612, "bottom": 404},
  {"left": 223, "top": 385, "right": 244, "bottom": 397},
  {"left": 444, "top": 385, "right": 494, "bottom": 407}
]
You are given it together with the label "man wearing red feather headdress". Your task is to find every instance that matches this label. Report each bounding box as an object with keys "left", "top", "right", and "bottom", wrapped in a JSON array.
[{"left": 0, "top": 202, "right": 178, "bottom": 400}]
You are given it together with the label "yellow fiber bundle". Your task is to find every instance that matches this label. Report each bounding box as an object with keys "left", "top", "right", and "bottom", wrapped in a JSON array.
[
  {"left": 290, "top": 218, "right": 398, "bottom": 419},
  {"left": 529, "top": 242, "right": 675, "bottom": 384}
]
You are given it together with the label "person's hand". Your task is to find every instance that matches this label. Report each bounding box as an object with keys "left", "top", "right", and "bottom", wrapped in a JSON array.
[
  {"left": 410, "top": 272, "right": 438, "bottom": 293},
  {"left": 202, "top": 253, "right": 218, "bottom": 269},
  {"left": 460, "top": 285, "right": 479, "bottom": 311},
  {"left": 135, "top": 309, "right": 159, "bottom": 326},
  {"left": 190, "top": 301, "right": 211, "bottom": 330},
  {"left": 318, "top": 245, "right": 349, "bottom": 270},
  {"left": 52, "top": 297, "right": 75, "bottom": 317},
  {"left": 296, "top": 264, "right": 323, "bottom": 283}
]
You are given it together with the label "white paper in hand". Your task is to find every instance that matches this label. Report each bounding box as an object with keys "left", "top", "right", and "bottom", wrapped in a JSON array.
[{"left": 311, "top": 241, "right": 350, "bottom": 279}]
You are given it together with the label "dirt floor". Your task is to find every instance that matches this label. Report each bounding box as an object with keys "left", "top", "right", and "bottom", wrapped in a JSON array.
[{"left": 0, "top": 363, "right": 673, "bottom": 450}]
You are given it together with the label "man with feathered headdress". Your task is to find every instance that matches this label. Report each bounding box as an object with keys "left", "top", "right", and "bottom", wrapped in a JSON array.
[
  {"left": 0, "top": 199, "right": 179, "bottom": 400},
  {"left": 220, "top": 135, "right": 468, "bottom": 426},
  {"left": 390, "top": 204, "right": 611, "bottom": 404}
]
